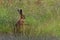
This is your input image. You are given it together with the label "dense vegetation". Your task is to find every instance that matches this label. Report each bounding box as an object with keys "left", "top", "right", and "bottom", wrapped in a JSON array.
[{"left": 0, "top": 0, "right": 60, "bottom": 36}]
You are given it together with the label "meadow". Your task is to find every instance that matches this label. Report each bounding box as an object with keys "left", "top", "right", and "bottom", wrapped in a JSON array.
[{"left": 0, "top": 0, "right": 60, "bottom": 37}]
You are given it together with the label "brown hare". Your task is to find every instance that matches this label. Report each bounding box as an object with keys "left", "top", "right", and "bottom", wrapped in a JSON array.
[{"left": 14, "top": 9, "right": 25, "bottom": 34}]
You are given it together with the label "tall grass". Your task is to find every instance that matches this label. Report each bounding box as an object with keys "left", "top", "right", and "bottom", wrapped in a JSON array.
[{"left": 0, "top": 0, "right": 60, "bottom": 36}]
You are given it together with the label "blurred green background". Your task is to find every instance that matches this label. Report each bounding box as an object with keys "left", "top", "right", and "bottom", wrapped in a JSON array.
[{"left": 0, "top": 0, "right": 60, "bottom": 36}]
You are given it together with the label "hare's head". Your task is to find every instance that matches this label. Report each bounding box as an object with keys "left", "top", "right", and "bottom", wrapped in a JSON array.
[{"left": 21, "top": 15, "right": 25, "bottom": 19}]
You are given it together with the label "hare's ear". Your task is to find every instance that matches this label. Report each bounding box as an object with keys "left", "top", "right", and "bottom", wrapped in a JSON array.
[
  {"left": 20, "top": 9, "right": 23, "bottom": 15},
  {"left": 17, "top": 9, "right": 20, "bottom": 13},
  {"left": 17, "top": 9, "right": 21, "bottom": 15},
  {"left": 17, "top": 9, "right": 23, "bottom": 15}
]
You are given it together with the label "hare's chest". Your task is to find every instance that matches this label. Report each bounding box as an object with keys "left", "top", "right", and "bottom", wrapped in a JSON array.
[{"left": 19, "top": 19, "right": 24, "bottom": 24}]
